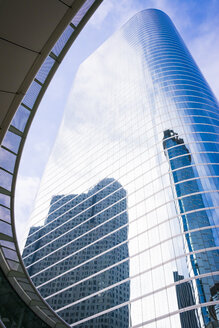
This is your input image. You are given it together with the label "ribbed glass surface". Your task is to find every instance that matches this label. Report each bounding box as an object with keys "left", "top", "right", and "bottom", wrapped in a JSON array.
[{"left": 22, "top": 9, "right": 219, "bottom": 328}]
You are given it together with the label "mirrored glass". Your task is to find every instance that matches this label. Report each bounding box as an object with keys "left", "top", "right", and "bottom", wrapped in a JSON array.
[
  {"left": 11, "top": 105, "right": 30, "bottom": 132},
  {"left": 0, "top": 147, "right": 16, "bottom": 172},
  {"left": 2, "top": 130, "right": 21, "bottom": 154},
  {"left": 0, "top": 169, "right": 13, "bottom": 191}
]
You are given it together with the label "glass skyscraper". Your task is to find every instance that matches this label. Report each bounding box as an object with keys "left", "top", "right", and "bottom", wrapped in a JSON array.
[{"left": 22, "top": 9, "right": 219, "bottom": 328}]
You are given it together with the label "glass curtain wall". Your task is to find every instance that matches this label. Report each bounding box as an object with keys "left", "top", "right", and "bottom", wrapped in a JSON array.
[{"left": 21, "top": 9, "right": 219, "bottom": 328}]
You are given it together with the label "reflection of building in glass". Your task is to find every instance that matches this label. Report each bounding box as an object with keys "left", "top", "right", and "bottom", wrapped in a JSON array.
[
  {"left": 209, "top": 284, "right": 219, "bottom": 324},
  {"left": 23, "top": 178, "right": 130, "bottom": 326},
  {"left": 163, "top": 129, "right": 219, "bottom": 326},
  {"left": 173, "top": 271, "right": 199, "bottom": 328}
]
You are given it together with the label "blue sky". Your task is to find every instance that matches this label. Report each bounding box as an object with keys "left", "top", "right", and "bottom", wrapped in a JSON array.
[{"left": 15, "top": 0, "right": 219, "bottom": 243}]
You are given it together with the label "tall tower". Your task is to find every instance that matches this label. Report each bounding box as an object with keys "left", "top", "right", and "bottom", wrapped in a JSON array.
[{"left": 23, "top": 9, "right": 219, "bottom": 328}]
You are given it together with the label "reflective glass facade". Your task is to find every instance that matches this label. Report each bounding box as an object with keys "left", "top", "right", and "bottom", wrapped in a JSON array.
[
  {"left": 23, "top": 179, "right": 130, "bottom": 326},
  {"left": 22, "top": 9, "right": 219, "bottom": 328}
]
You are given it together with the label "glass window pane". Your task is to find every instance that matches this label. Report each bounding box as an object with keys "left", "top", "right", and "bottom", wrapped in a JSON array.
[
  {"left": 22, "top": 80, "right": 41, "bottom": 109},
  {"left": 52, "top": 25, "right": 73, "bottom": 57},
  {"left": 71, "top": 0, "right": 95, "bottom": 27},
  {"left": 0, "top": 147, "right": 16, "bottom": 173},
  {"left": 11, "top": 105, "right": 30, "bottom": 132},
  {"left": 0, "top": 240, "right": 15, "bottom": 249},
  {"left": 2, "top": 130, "right": 21, "bottom": 154},
  {"left": 0, "top": 205, "right": 10, "bottom": 222},
  {"left": 0, "top": 169, "right": 13, "bottom": 191},
  {"left": 0, "top": 194, "right": 10, "bottom": 208},
  {"left": 35, "top": 56, "right": 55, "bottom": 84},
  {"left": 2, "top": 247, "right": 18, "bottom": 261},
  {"left": 0, "top": 220, "right": 12, "bottom": 237}
]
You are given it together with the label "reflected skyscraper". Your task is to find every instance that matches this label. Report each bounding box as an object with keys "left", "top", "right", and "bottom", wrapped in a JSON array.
[
  {"left": 163, "top": 130, "right": 219, "bottom": 326},
  {"left": 22, "top": 9, "right": 219, "bottom": 328},
  {"left": 23, "top": 179, "right": 130, "bottom": 326},
  {"left": 173, "top": 271, "right": 199, "bottom": 328}
]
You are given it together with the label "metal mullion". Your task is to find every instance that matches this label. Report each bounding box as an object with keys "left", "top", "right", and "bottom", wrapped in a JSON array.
[
  {"left": 34, "top": 78, "right": 44, "bottom": 87},
  {"left": 0, "top": 203, "right": 10, "bottom": 210},
  {"left": 9, "top": 125, "right": 23, "bottom": 137},
  {"left": 49, "top": 52, "right": 58, "bottom": 61},
  {"left": 70, "top": 23, "right": 76, "bottom": 29},
  {"left": 20, "top": 102, "right": 31, "bottom": 111},
  {"left": 0, "top": 187, "right": 11, "bottom": 196},
  {"left": 0, "top": 167, "right": 13, "bottom": 175},
  {"left": 1, "top": 145, "right": 17, "bottom": 156}
]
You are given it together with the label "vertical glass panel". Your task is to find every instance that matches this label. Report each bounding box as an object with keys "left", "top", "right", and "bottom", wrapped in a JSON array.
[
  {"left": 0, "top": 194, "right": 10, "bottom": 208},
  {"left": 52, "top": 25, "right": 74, "bottom": 57},
  {"left": 11, "top": 105, "right": 30, "bottom": 132},
  {"left": 0, "top": 220, "right": 12, "bottom": 237},
  {"left": 35, "top": 56, "right": 55, "bottom": 84},
  {"left": 2, "top": 131, "right": 21, "bottom": 154},
  {"left": 0, "top": 147, "right": 16, "bottom": 172},
  {"left": 2, "top": 247, "right": 18, "bottom": 261},
  {"left": 0, "top": 169, "right": 13, "bottom": 191},
  {"left": 22, "top": 80, "right": 41, "bottom": 109},
  {"left": 71, "top": 0, "right": 96, "bottom": 26},
  {"left": 0, "top": 240, "right": 15, "bottom": 249},
  {"left": 0, "top": 205, "right": 10, "bottom": 222}
]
